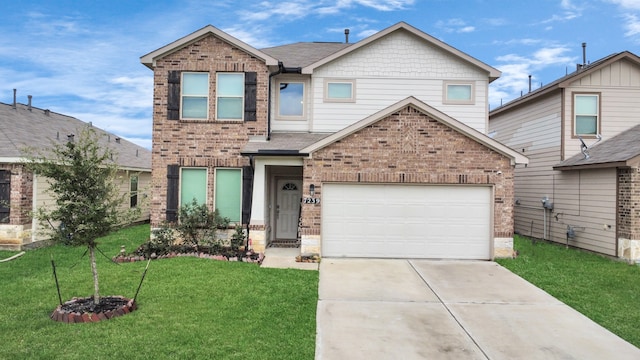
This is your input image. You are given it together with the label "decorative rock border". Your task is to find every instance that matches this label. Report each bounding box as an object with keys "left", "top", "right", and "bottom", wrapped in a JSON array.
[
  {"left": 50, "top": 296, "right": 136, "bottom": 323},
  {"left": 112, "top": 251, "right": 265, "bottom": 264}
]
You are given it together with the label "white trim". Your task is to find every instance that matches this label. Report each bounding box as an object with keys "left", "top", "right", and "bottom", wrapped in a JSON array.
[
  {"left": 181, "top": 72, "right": 210, "bottom": 120},
  {"left": 443, "top": 81, "right": 475, "bottom": 105},
  {"left": 301, "top": 22, "right": 501, "bottom": 81},
  {"left": 323, "top": 79, "right": 356, "bottom": 103},
  {"left": 140, "top": 25, "right": 279, "bottom": 69},
  {"left": 213, "top": 167, "right": 243, "bottom": 223},
  {"left": 276, "top": 79, "right": 306, "bottom": 120},
  {"left": 179, "top": 167, "right": 208, "bottom": 206},
  {"left": 301, "top": 96, "right": 528, "bottom": 166},
  {"left": 216, "top": 72, "right": 245, "bottom": 121}
]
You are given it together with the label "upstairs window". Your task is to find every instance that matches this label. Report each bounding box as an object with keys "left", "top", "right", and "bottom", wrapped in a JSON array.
[
  {"left": 574, "top": 94, "right": 599, "bottom": 136},
  {"left": 181, "top": 72, "right": 209, "bottom": 119},
  {"left": 324, "top": 79, "right": 355, "bottom": 102},
  {"left": 443, "top": 82, "right": 474, "bottom": 104},
  {"left": 277, "top": 81, "right": 304, "bottom": 119},
  {"left": 217, "top": 73, "right": 244, "bottom": 120}
]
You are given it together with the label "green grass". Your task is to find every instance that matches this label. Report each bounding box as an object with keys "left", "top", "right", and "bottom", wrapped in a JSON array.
[
  {"left": 0, "top": 224, "right": 318, "bottom": 359},
  {"left": 497, "top": 235, "right": 640, "bottom": 348}
]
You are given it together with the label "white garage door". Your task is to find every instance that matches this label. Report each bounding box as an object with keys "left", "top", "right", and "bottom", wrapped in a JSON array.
[{"left": 322, "top": 184, "right": 491, "bottom": 259}]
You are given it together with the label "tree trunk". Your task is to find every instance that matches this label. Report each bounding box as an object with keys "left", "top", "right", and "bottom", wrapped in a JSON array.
[{"left": 89, "top": 244, "right": 100, "bottom": 305}]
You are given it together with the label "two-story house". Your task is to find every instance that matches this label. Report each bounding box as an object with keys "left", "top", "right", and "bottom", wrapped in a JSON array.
[
  {"left": 140, "top": 22, "right": 527, "bottom": 260},
  {"left": 489, "top": 51, "right": 640, "bottom": 262},
  {"left": 0, "top": 94, "right": 152, "bottom": 250}
]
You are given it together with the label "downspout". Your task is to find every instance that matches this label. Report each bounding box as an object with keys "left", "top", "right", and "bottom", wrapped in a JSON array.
[
  {"left": 245, "top": 155, "right": 255, "bottom": 250},
  {"left": 267, "top": 62, "right": 284, "bottom": 141},
  {"left": 267, "top": 62, "right": 303, "bottom": 140}
]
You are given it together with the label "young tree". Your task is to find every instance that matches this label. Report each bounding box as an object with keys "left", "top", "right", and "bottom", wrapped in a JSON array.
[{"left": 25, "top": 127, "right": 140, "bottom": 305}]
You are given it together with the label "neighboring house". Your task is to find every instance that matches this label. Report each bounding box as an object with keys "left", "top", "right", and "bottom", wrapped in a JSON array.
[
  {"left": 140, "top": 22, "right": 527, "bottom": 260},
  {"left": 489, "top": 51, "right": 640, "bottom": 262},
  {"left": 0, "top": 96, "right": 152, "bottom": 250}
]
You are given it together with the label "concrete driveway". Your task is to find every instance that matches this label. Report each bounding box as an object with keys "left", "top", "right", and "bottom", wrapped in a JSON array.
[{"left": 315, "top": 259, "right": 640, "bottom": 360}]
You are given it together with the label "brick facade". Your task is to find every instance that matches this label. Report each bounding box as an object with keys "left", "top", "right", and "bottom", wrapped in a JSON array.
[
  {"left": 618, "top": 167, "right": 640, "bottom": 241},
  {"left": 300, "top": 105, "right": 515, "bottom": 244},
  {"left": 150, "top": 34, "right": 269, "bottom": 226}
]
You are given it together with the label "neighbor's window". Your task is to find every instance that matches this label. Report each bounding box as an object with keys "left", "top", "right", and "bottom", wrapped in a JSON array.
[
  {"left": 130, "top": 175, "right": 138, "bottom": 208},
  {"left": 217, "top": 73, "right": 244, "bottom": 120},
  {"left": 574, "top": 94, "right": 599, "bottom": 136},
  {"left": 181, "top": 168, "right": 207, "bottom": 206},
  {"left": 181, "top": 72, "right": 209, "bottom": 119},
  {"left": 444, "top": 82, "right": 474, "bottom": 104},
  {"left": 324, "top": 79, "right": 355, "bottom": 102},
  {"left": 215, "top": 168, "right": 241, "bottom": 222},
  {"left": 0, "top": 170, "right": 10, "bottom": 223},
  {"left": 278, "top": 81, "right": 304, "bottom": 118}
]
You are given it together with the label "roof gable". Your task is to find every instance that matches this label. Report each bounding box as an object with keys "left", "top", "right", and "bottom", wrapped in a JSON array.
[
  {"left": 301, "top": 96, "right": 528, "bottom": 165},
  {"left": 491, "top": 51, "right": 640, "bottom": 115},
  {"left": 301, "top": 22, "right": 501, "bottom": 81},
  {"left": 140, "top": 25, "right": 279, "bottom": 69}
]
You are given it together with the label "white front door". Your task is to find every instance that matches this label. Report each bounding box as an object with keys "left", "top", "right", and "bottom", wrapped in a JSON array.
[{"left": 276, "top": 179, "right": 302, "bottom": 239}]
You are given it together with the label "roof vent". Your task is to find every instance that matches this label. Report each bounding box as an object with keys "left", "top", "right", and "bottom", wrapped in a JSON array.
[
  {"left": 67, "top": 134, "right": 75, "bottom": 142},
  {"left": 344, "top": 29, "right": 350, "bottom": 43},
  {"left": 12, "top": 89, "right": 16, "bottom": 109},
  {"left": 28, "top": 95, "right": 32, "bottom": 111},
  {"left": 44, "top": 109, "right": 50, "bottom": 116},
  {"left": 115, "top": 137, "right": 121, "bottom": 144}
]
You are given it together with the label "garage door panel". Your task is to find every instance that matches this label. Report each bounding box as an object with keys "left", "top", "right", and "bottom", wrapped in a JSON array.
[{"left": 322, "top": 184, "right": 491, "bottom": 259}]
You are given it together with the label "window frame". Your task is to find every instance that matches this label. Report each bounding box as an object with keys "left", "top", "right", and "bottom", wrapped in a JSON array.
[
  {"left": 276, "top": 79, "right": 306, "bottom": 120},
  {"left": 0, "top": 170, "right": 10, "bottom": 224},
  {"left": 180, "top": 72, "right": 209, "bottom": 120},
  {"left": 129, "top": 174, "right": 138, "bottom": 208},
  {"left": 180, "top": 167, "right": 208, "bottom": 207},
  {"left": 216, "top": 72, "right": 245, "bottom": 121},
  {"left": 214, "top": 168, "right": 242, "bottom": 223},
  {"left": 572, "top": 92, "right": 601, "bottom": 138},
  {"left": 323, "top": 79, "right": 356, "bottom": 103},
  {"left": 443, "top": 81, "right": 475, "bottom": 105}
]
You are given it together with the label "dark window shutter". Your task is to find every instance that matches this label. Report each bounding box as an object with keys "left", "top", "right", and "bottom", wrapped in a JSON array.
[
  {"left": 167, "top": 71, "right": 181, "bottom": 120},
  {"left": 241, "top": 165, "right": 254, "bottom": 224},
  {"left": 166, "top": 165, "right": 179, "bottom": 222},
  {"left": 0, "top": 170, "right": 10, "bottom": 224},
  {"left": 244, "top": 72, "right": 257, "bottom": 121}
]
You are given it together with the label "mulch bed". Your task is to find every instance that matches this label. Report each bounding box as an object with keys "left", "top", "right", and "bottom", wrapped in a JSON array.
[
  {"left": 113, "top": 251, "right": 264, "bottom": 264},
  {"left": 51, "top": 296, "right": 136, "bottom": 323}
]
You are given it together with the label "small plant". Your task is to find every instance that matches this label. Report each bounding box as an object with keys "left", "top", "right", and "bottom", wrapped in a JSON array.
[
  {"left": 230, "top": 225, "right": 246, "bottom": 253},
  {"left": 175, "top": 199, "right": 229, "bottom": 250}
]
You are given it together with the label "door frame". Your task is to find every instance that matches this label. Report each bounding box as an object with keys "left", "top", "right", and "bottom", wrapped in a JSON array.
[{"left": 273, "top": 177, "right": 302, "bottom": 240}]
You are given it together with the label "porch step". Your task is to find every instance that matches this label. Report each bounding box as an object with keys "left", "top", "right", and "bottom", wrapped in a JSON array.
[
  {"left": 268, "top": 239, "right": 300, "bottom": 248},
  {"left": 0, "top": 239, "right": 22, "bottom": 251}
]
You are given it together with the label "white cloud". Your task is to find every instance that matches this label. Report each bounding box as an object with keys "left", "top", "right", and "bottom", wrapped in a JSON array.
[
  {"left": 606, "top": 0, "right": 640, "bottom": 10},
  {"left": 435, "top": 18, "right": 476, "bottom": 34},
  {"left": 490, "top": 46, "right": 575, "bottom": 107}
]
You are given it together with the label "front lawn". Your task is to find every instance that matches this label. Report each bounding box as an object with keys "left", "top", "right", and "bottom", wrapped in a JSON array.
[
  {"left": 497, "top": 235, "right": 640, "bottom": 348},
  {"left": 0, "top": 224, "right": 318, "bottom": 359}
]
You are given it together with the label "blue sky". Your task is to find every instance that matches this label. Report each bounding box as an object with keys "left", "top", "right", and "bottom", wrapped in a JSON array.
[{"left": 2, "top": 0, "right": 639, "bottom": 149}]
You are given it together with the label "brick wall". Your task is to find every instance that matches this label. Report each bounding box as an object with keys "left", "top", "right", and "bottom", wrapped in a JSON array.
[
  {"left": 618, "top": 167, "right": 640, "bottom": 240},
  {"left": 300, "top": 105, "right": 515, "bottom": 238},
  {"left": 0, "top": 164, "right": 33, "bottom": 226},
  {"left": 150, "top": 34, "right": 269, "bottom": 226}
]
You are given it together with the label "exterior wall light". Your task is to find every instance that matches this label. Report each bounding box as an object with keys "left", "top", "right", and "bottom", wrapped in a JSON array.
[{"left": 309, "top": 184, "right": 315, "bottom": 197}]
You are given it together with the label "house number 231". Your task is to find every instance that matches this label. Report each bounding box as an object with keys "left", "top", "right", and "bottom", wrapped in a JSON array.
[{"left": 304, "top": 197, "right": 320, "bottom": 204}]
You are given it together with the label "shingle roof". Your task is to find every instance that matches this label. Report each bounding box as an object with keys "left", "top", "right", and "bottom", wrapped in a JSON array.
[
  {"left": 261, "top": 42, "right": 351, "bottom": 68},
  {"left": 241, "top": 132, "right": 332, "bottom": 154},
  {"left": 554, "top": 123, "right": 640, "bottom": 170},
  {"left": 491, "top": 51, "right": 640, "bottom": 115},
  {"left": 0, "top": 102, "right": 151, "bottom": 170}
]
